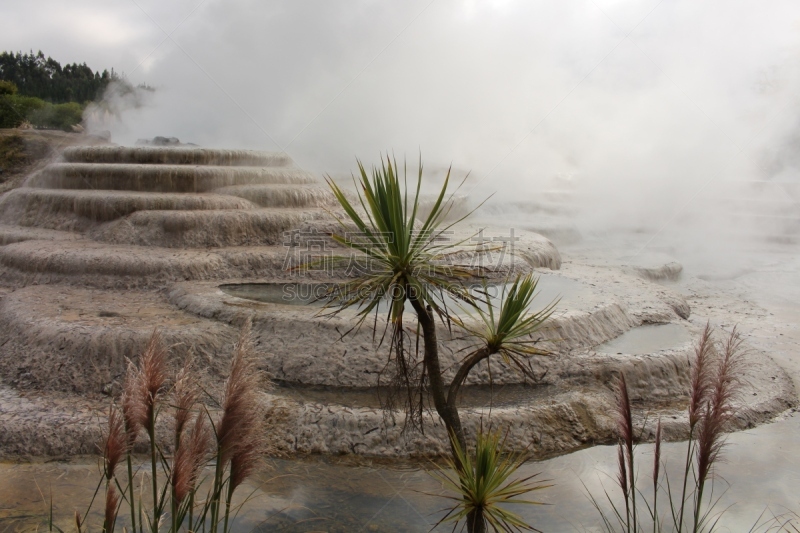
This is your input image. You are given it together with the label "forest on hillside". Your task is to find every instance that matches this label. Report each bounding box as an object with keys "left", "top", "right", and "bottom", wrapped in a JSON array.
[
  {"left": 0, "top": 50, "right": 116, "bottom": 103},
  {"left": 0, "top": 50, "right": 148, "bottom": 131}
]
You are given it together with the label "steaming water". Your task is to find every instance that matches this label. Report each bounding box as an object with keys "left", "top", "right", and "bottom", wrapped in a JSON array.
[
  {"left": 219, "top": 273, "right": 585, "bottom": 313},
  {"left": 3, "top": 413, "right": 798, "bottom": 531},
  {"left": 595, "top": 323, "right": 691, "bottom": 354}
]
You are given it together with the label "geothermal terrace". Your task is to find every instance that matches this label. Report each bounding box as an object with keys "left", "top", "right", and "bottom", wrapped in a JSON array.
[{"left": 0, "top": 145, "right": 794, "bottom": 457}]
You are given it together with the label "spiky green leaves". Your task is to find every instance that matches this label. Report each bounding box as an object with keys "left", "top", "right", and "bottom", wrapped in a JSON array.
[
  {"left": 453, "top": 274, "right": 555, "bottom": 373},
  {"left": 324, "top": 155, "right": 475, "bottom": 328},
  {"left": 432, "top": 430, "right": 550, "bottom": 533}
]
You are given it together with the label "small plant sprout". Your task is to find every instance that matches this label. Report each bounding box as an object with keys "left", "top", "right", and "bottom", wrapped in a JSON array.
[{"left": 431, "top": 428, "right": 551, "bottom": 533}]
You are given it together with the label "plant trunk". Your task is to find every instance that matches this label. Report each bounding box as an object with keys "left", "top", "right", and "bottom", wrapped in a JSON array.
[
  {"left": 407, "top": 294, "right": 466, "bottom": 457},
  {"left": 446, "top": 347, "right": 491, "bottom": 422},
  {"left": 467, "top": 508, "right": 486, "bottom": 533}
]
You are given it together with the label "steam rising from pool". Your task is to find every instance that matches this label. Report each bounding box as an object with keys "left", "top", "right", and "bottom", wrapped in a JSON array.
[{"left": 35, "top": 0, "right": 800, "bottom": 274}]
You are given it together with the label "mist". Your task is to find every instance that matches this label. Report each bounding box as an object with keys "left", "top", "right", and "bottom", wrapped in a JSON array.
[{"left": 5, "top": 0, "right": 800, "bottom": 271}]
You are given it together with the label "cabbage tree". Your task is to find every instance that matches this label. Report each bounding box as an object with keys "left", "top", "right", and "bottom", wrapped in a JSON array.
[{"left": 323, "top": 156, "right": 554, "bottom": 456}]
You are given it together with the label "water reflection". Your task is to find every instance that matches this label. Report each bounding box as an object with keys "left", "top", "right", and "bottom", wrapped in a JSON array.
[{"left": 3, "top": 413, "right": 798, "bottom": 531}]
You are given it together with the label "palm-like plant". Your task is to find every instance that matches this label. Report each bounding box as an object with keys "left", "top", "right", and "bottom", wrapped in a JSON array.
[
  {"left": 324, "top": 155, "right": 476, "bottom": 450},
  {"left": 324, "top": 156, "right": 555, "bottom": 458},
  {"left": 448, "top": 275, "right": 556, "bottom": 416},
  {"left": 432, "top": 429, "right": 551, "bottom": 533}
]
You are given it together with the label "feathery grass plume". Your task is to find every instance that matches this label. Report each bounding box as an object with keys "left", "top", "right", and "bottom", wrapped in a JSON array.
[
  {"left": 134, "top": 329, "right": 168, "bottom": 533},
  {"left": 172, "top": 412, "right": 211, "bottom": 503},
  {"left": 213, "top": 321, "right": 266, "bottom": 533},
  {"left": 121, "top": 361, "right": 146, "bottom": 448},
  {"left": 103, "top": 407, "right": 126, "bottom": 480},
  {"left": 229, "top": 434, "right": 265, "bottom": 493},
  {"left": 75, "top": 510, "right": 82, "bottom": 533},
  {"left": 171, "top": 383, "right": 209, "bottom": 533},
  {"left": 120, "top": 360, "right": 144, "bottom": 533},
  {"left": 216, "top": 322, "right": 262, "bottom": 466},
  {"left": 616, "top": 373, "right": 634, "bottom": 458},
  {"left": 678, "top": 322, "right": 716, "bottom": 531},
  {"left": 689, "top": 323, "right": 715, "bottom": 429},
  {"left": 138, "top": 329, "right": 168, "bottom": 433},
  {"left": 653, "top": 418, "right": 662, "bottom": 533},
  {"left": 172, "top": 358, "right": 198, "bottom": 448},
  {"left": 653, "top": 418, "right": 662, "bottom": 484},
  {"left": 615, "top": 372, "right": 637, "bottom": 532},
  {"left": 102, "top": 484, "right": 119, "bottom": 533},
  {"left": 693, "top": 327, "right": 745, "bottom": 531},
  {"left": 617, "top": 441, "right": 629, "bottom": 523},
  {"left": 431, "top": 429, "right": 550, "bottom": 533}
]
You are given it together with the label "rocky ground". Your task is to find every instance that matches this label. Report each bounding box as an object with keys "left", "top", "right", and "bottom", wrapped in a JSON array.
[
  {"left": 0, "top": 129, "right": 108, "bottom": 194},
  {"left": 0, "top": 248, "right": 794, "bottom": 459},
  {"left": 0, "top": 128, "right": 796, "bottom": 461}
]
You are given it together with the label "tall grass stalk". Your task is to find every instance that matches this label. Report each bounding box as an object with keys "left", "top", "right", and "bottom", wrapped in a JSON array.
[
  {"left": 677, "top": 323, "right": 715, "bottom": 532},
  {"left": 79, "top": 325, "right": 267, "bottom": 533},
  {"left": 653, "top": 419, "right": 662, "bottom": 533},
  {"left": 691, "top": 327, "right": 744, "bottom": 533},
  {"left": 616, "top": 373, "right": 637, "bottom": 532},
  {"left": 588, "top": 325, "right": 746, "bottom": 533}
]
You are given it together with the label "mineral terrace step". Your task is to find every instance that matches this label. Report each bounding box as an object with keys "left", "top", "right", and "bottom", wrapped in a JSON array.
[
  {"left": 166, "top": 272, "right": 693, "bottom": 389},
  {"left": 0, "top": 224, "right": 84, "bottom": 245},
  {"left": 0, "top": 188, "right": 258, "bottom": 230},
  {"left": 61, "top": 146, "right": 294, "bottom": 167},
  {"left": 0, "top": 240, "right": 292, "bottom": 287},
  {"left": 89, "top": 207, "right": 328, "bottom": 248},
  {"left": 213, "top": 184, "right": 337, "bottom": 208},
  {"left": 28, "top": 163, "right": 317, "bottom": 193},
  {"left": 0, "top": 285, "right": 237, "bottom": 394}
]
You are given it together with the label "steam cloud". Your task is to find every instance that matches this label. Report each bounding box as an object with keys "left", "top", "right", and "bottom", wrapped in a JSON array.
[{"left": 4, "top": 0, "right": 800, "bottom": 271}]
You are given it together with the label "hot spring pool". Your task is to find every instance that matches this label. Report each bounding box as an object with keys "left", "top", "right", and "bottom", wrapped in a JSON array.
[
  {"left": 219, "top": 274, "right": 588, "bottom": 314},
  {"left": 595, "top": 322, "right": 691, "bottom": 354}
]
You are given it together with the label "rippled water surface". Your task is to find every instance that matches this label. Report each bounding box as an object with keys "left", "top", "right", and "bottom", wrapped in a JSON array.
[{"left": 3, "top": 413, "right": 798, "bottom": 532}]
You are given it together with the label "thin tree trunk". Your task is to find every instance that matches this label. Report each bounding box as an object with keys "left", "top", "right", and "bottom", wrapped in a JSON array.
[
  {"left": 407, "top": 294, "right": 466, "bottom": 456},
  {"left": 446, "top": 348, "right": 491, "bottom": 416},
  {"left": 467, "top": 508, "right": 486, "bottom": 533},
  {"left": 409, "top": 292, "right": 482, "bottom": 533}
]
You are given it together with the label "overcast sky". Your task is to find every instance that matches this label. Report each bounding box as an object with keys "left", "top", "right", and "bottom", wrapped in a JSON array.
[{"left": 2, "top": 1, "right": 800, "bottom": 251}]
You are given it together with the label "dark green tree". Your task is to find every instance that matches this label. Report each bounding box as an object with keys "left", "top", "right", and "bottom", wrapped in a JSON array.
[{"left": 0, "top": 50, "right": 118, "bottom": 104}]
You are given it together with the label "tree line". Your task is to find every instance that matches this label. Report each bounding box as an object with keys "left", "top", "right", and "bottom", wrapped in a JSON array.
[
  {"left": 0, "top": 50, "right": 149, "bottom": 131},
  {"left": 0, "top": 50, "right": 117, "bottom": 104}
]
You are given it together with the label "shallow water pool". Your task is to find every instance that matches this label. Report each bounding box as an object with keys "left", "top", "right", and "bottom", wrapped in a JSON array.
[
  {"left": 595, "top": 322, "right": 691, "bottom": 354},
  {"left": 220, "top": 274, "right": 587, "bottom": 315},
  {"left": 3, "top": 413, "right": 799, "bottom": 532}
]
